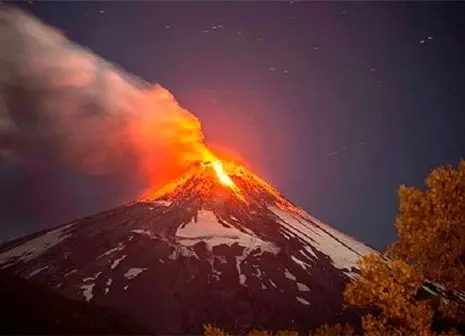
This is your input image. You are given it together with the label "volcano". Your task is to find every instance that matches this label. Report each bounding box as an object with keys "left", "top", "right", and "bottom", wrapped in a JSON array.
[{"left": 0, "top": 160, "right": 376, "bottom": 334}]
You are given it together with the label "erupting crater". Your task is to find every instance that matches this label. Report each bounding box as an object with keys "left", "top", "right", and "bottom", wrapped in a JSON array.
[{"left": 140, "top": 158, "right": 295, "bottom": 211}]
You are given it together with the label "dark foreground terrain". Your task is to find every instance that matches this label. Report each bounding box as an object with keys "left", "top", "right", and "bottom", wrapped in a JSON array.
[{"left": 0, "top": 270, "right": 150, "bottom": 334}]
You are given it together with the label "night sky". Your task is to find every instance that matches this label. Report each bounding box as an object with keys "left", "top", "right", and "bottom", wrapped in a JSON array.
[{"left": 3, "top": 1, "right": 465, "bottom": 250}]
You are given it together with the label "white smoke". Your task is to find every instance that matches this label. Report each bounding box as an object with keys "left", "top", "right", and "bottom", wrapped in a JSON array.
[{"left": 0, "top": 5, "right": 207, "bottom": 239}]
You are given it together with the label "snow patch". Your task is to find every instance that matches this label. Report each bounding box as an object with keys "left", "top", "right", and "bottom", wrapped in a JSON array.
[
  {"left": 424, "top": 281, "right": 465, "bottom": 303},
  {"left": 111, "top": 255, "right": 127, "bottom": 269},
  {"left": 235, "top": 248, "right": 250, "bottom": 287},
  {"left": 281, "top": 230, "right": 292, "bottom": 240},
  {"left": 97, "top": 243, "right": 125, "bottom": 260},
  {"left": 124, "top": 285, "right": 129, "bottom": 291},
  {"left": 216, "top": 256, "right": 227, "bottom": 264},
  {"left": 211, "top": 268, "right": 221, "bottom": 281},
  {"left": 81, "top": 283, "right": 95, "bottom": 302},
  {"left": 104, "top": 278, "right": 113, "bottom": 295},
  {"left": 269, "top": 279, "right": 278, "bottom": 288},
  {"left": 301, "top": 211, "right": 374, "bottom": 256},
  {"left": 28, "top": 265, "right": 49, "bottom": 278},
  {"left": 423, "top": 285, "right": 437, "bottom": 296},
  {"left": 154, "top": 200, "right": 172, "bottom": 207},
  {"left": 0, "top": 223, "right": 75, "bottom": 268},
  {"left": 176, "top": 210, "right": 280, "bottom": 253},
  {"left": 132, "top": 229, "right": 157, "bottom": 239},
  {"left": 124, "top": 267, "right": 147, "bottom": 280},
  {"left": 270, "top": 207, "right": 374, "bottom": 275},
  {"left": 297, "top": 282, "right": 310, "bottom": 292},
  {"left": 238, "top": 225, "right": 256, "bottom": 236},
  {"left": 168, "top": 246, "right": 199, "bottom": 260},
  {"left": 253, "top": 265, "right": 263, "bottom": 279},
  {"left": 296, "top": 296, "right": 310, "bottom": 305},
  {"left": 261, "top": 283, "right": 267, "bottom": 290},
  {"left": 302, "top": 246, "right": 316, "bottom": 259},
  {"left": 64, "top": 269, "right": 77, "bottom": 277},
  {"left": 281, "top": 228, "right": 297, "bottom": 240},
  {"left": 291, "top": 255, "right": 312, "bottom": 270},
  {"left": 284, "top": 268, "right": 297, "bottom": 281},
  {"left": 83, "top": 272, "right": 101, "bottom": 282}
]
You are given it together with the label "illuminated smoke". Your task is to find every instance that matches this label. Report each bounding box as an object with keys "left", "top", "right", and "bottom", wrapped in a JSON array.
[{"left": 0, "top": 6, "right": 210, "bottom": 239}]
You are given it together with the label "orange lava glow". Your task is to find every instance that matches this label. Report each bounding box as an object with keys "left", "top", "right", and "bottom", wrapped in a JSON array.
[
  {"left": 128, "top": 85, "right": 249, "bottom": 200},
  {"left": 211, "top": 161, "right": 234, "bottom": 186},
  {"left": 198, "top": 155, "right": 244, "bottom": 200},
  {"left": 196, "top": 148, "right": 239, "bottom": 189}
]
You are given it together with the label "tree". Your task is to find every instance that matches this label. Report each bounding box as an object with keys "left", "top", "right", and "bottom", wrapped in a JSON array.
[
  {"left": 344, "top": 254, "right": 436, "bottom": 336},
  {"left": 387, "top": 160, "right": 465, "bottom": 292},
  {"left": 203, "top": 324, "right": 230, "bottom": 336},
  {"left": 310, "top": 323, "right": 354, "bottom": 336},
  {"left": 246, "top": 330, "right": 299, "bottom": 336},
  {"left": 342, "top": 160, "right": 465, "bottom": 335}
]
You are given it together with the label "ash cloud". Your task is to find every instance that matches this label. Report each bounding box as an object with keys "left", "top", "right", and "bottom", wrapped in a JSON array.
[{"left": 0, "top": 6, "right": 207, "bottom": 241}]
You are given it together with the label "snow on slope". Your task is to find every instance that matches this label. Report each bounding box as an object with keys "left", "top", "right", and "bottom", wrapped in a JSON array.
[
  {"left": 270, "top": 207, "right": 375, "bottom": 277},
  {"left": 176, "top": 210, "right": 279, "bottom": 254},
  {"left": 0, "top": 223, "right": 75, "bottom": 268}
]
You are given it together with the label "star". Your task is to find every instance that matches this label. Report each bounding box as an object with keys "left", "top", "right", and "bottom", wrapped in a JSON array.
[
  {"left": 164, "top": 25, "right": 171, "bottom": 29},
  {"left": 420, "top": 40, "right": 426, "bottom": 44},
  {"left": 312, "top": 46, "right": 319, "bottom": 51},
  {"left": 284, "top": 69, "right": 290, "bottom": 74},
  {"left": 370, "top": 68, "right": 376, "bottom": 72},
  {"left": 270, "top": 67, "right": 276, "bottom": 71},
  {"left": 99, "top": 9, "right": 105, "bottom": 14}
]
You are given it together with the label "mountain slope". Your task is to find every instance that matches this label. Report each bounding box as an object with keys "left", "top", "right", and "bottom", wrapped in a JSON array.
[
  {"left": 0, "top": 269, "right": 150, "bottom": 334},
  {"left": 0, "top": 160, "right": 376, "bottom": 334}
]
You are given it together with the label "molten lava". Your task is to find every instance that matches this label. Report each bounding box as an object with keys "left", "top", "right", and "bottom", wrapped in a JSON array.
[
  {"left": 139, "top": 154, "right": 300, "bottom": 213},
  {"left": 201, "top": 160, "right": 234, "bottom": 187}
]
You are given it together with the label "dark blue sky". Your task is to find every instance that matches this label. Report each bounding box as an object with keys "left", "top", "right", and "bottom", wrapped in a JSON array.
[{"left": 6, "top": 1, "right": 465, "bottom": 250}]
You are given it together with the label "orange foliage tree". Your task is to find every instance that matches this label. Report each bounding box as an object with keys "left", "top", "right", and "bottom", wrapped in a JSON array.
[
  {"left": 343, "top": 160, "right": 465, "bottom": 335},
  {"left": 388, "top": 160, "right": 465, "bottom": 293},
  {"left": 344, "top": 254, "right": 436, "bottom": 335},
  {"left": 309, "top": 323, "right": 354, "bottom": 336}
]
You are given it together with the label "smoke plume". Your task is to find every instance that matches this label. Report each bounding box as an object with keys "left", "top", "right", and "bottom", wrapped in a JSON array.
[{"left": 0, "top": 6, "right": 209, "bottom": 240}]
